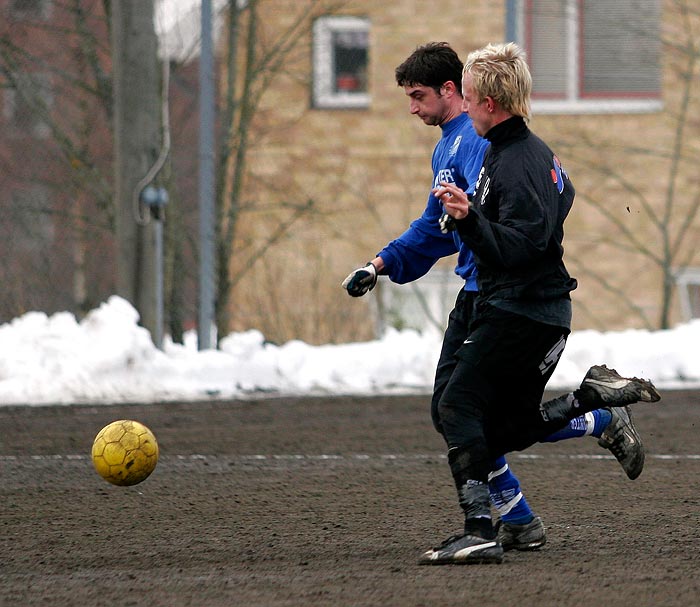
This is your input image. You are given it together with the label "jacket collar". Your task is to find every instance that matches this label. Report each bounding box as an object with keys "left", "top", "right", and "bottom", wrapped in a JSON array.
[{"left": 484, "top": 115, "right": 529, "bottom": 147}]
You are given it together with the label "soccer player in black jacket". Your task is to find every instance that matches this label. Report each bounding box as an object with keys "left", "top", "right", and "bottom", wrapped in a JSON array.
[{"left": 420, "top": 42, "right": 661, "bottom": 565}]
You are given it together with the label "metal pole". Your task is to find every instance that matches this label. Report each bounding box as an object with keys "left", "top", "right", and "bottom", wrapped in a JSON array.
[
  {"left": 198, "top": 0, "right": 216, "bottom": 350},
  {"left": 505, "top": 0, "right": 517, "bottom": 42},
  {"left": 153, "top": 216, "right": 164, "bottom": 349}
]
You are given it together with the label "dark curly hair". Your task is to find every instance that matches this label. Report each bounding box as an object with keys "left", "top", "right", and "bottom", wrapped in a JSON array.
[{"left": 395, "top": 42, "right": 464, "bottom": 96}]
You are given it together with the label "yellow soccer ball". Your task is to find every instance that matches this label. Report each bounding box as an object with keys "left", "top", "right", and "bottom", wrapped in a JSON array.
[{"left": 91, "top": 420, "right": 159, "bottom": 486}]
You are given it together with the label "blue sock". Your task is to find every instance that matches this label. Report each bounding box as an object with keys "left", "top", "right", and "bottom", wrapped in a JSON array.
[
  {"left": 541, "top": 409, "right": 612, "bottom": 442},
  {"left": 590, "top": 408, "right": 612, "bottom": 437},
  {"left": 488, "top": 456, "right": 534, "bottom": 525}
]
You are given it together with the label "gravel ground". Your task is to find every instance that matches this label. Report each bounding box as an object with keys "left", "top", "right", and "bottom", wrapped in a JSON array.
[{"left": 1, "top": 390, "right": 698, "bottom": 607}]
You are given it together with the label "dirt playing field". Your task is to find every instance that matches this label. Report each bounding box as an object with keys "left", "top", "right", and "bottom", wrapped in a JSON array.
[{"left": 1, "top": 389, "right": 698, "bottom": 607}]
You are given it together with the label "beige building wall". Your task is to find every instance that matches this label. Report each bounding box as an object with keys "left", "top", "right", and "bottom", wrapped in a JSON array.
[
  {"left": 531, "top": 0, "right": 700, "bottom": 331},
  {"left": 227, "top": 0, "right": 699, "bottom": 344}
]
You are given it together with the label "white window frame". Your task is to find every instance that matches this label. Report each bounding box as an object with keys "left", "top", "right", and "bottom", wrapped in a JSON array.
[
  {"left": 312, "top": 15, "right": 370, "bottom": 110},
  {"left": 675, "top": 268, "right": 700, "bottom": 322},
  {"left": 509, "top": 0, "right": 662, "bottom": 115}
]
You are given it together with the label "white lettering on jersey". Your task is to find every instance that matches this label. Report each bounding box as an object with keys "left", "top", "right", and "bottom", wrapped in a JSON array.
[
  {"left": 434, "top": 169, "right": 455, "bottom": 189},
  {"left": 478, "top": 176, "right": 490, "bottom": 205},
  {"left": 474, "top": 166, "right": 485, "bottom": 192}
]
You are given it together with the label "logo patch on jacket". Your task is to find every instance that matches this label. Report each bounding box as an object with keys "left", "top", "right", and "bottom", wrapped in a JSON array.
[
  {"left": 448, "top": 135, "right": 462, "bottom": 157},
  {"left": 550, "top": 155, "right": 568, "bottom": 194}
]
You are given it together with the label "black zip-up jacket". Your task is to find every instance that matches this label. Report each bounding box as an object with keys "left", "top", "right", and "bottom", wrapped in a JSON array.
[{"left": 455, "top": 116, "right": 577, "bottom": 316}]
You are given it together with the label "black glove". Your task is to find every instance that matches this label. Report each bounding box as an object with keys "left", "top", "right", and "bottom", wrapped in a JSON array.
[
  {"left": 341, "top": 262, "right": 378, "bottom": 297},
  {"left": 439, "top": 212, "right": 457, "bottom": 234}
]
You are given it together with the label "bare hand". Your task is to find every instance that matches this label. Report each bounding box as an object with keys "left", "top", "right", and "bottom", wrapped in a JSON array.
[{"left": 432, "top": 182, "right": 470, "bottom": 220}]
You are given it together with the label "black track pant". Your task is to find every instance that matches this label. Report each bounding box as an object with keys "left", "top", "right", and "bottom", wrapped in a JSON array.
[
  {"left": 431, "top": 288, "right": 477, "bottom": 437},
  {"left": 434, "top": 298, "right": 571, "bottom": 483}
]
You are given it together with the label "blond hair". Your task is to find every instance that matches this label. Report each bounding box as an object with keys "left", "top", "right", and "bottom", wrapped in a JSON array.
[{"left": 464, "top": 42, "right": 531, "bottom": 121}]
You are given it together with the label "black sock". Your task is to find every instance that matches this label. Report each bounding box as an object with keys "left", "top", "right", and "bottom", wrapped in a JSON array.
[
  {"left": 457, "top": 480, "right": 494, "bottom": 539},
  {"left": 464, "top": 516, "right": 496, "bottom": 540}
]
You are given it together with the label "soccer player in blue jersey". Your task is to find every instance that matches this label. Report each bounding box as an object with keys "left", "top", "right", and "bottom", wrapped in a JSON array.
[{"left": 342, "top": 42, "right": 653, "bottom": 558}]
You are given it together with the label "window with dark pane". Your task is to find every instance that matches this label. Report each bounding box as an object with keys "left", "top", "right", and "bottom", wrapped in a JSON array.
[
  {"left": 581, "top": 0, "right": 660, "bottom": 97},
  {"left": 312, "top": 16, "right": 370, "bottom": 109},
  {"left": 332, "top": 29, "right": 368, "bottom": 94},
  {"left": 512, "top": 0, "right": 661, "bottom": 110}
]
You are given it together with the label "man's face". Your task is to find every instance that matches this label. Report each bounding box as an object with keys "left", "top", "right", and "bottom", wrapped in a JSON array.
[
  {"left": 461, "top": 72, "right": 491, "bottom": 137},
  {"left": 403, "top": 84, "right": 450, "bottom": 126}
]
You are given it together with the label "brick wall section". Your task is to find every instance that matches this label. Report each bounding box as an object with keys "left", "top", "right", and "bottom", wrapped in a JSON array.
[{"left": 228, "top": 0, "right": 699, "bottom": 342}]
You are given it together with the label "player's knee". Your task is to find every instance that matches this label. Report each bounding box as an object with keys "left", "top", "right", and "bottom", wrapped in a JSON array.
[{"left": 430, "top": 402, "right": 445, "bottom": 436}]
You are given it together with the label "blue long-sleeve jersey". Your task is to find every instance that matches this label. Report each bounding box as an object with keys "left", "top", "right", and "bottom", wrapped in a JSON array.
[{"left": 377, "top": 114, "right": 489, "bottom": 292}]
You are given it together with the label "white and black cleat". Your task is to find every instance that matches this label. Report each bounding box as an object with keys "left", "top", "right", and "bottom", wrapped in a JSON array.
[
  {"left": 598, "top": 406, "right": 645, "bottom": 480},
  {"left": 418, "top": 533, "right": 504, "bottom": 565},
  {"left": 497, "top": 516, "right": 547, "bottom": 552},
  {"left": 579, "top": 365, "right": 660, "bottom": 407}
]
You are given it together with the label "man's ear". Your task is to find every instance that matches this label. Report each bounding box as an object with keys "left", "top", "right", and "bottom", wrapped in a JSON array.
[
  {"left": 442, "top": 80, "right": 459, "bottom": 96},
  {"left": 485, "top": 96, "right": 496, "bottom": 113}
]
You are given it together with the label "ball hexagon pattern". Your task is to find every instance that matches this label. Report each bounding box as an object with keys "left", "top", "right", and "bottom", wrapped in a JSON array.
[{"left": 91, "top": 419, "right": 159, "bottom": 486}]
